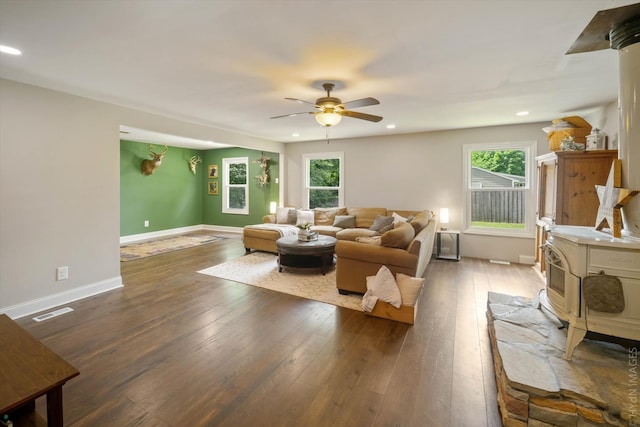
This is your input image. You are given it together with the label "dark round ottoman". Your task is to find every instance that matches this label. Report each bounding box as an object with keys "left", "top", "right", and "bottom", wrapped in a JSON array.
[{"left": 276, "top": 235, "right": 337, "bottom": 275}]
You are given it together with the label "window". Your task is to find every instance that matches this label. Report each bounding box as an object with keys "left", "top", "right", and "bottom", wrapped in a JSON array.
[
  {"left": 222, "top": 157, "right": 248, "bottom": 214},
  {"left": 462, "top": 141, "right": 536, "bottom": 237},
  {"left": 302, "top": 152, "right": 344, "bottom": 209}
]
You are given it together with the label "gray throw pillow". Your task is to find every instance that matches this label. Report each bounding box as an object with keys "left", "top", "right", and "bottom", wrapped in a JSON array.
[
  {"left": 333, "top": 215, "right": 356, "bottom": 228},
  {"left": 369, "top": 215, "right": 394, "bottom": 234}
]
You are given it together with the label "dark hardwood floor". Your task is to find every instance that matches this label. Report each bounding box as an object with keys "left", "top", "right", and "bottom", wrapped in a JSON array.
[{"left": 16, "top": 234, "right": 543, "bottom": 426}]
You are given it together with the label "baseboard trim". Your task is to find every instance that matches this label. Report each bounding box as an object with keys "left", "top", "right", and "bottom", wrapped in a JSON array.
[
  {"left": 120, "top": 225, "right": 203, "bottom": 245},
  {"left": 120, "top": 224, "right": 242, "bottom": 245},
  {"left": 518, "top": 255, "right": 536, "bottom": 265},
  {"left": 202, "top": 224, "right": 243, "bottom": 234},
  {"left": 1, "top": 276, "right": 123, "bottom": 320}
]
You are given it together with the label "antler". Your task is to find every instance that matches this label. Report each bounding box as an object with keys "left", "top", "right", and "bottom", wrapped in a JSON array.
[{"left": 149, "top": 144, "right": 168, "bottom": 155}]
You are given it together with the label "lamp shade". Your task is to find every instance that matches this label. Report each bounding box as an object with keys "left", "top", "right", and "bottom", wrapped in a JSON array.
[
  {"left": 315, "top": 112, "right": 342, "bottom": 127},
  {"left": 269, "top": 201, "right": 277, "bottom": 214},
  {"left": 440, "top": 208, "right": 449, "bottom": 225}
]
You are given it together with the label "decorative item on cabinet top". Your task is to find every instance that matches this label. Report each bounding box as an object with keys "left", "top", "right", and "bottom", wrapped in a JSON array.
[
  {"left": 542, "top": 116, "right": 592, "bottom": 151},
  {"left": 586, "top": 128, "right": 607, "bottom": 150}
]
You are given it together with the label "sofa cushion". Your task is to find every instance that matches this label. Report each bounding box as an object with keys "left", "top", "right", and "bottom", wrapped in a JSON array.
[
  {"left": 347, "top": 207, "right": 388, "bottom": 228},
  {"left": 310, "top": 225, "right": 342, "bottom": 237},
  {"left": 380, "top": 221, "right": 415, "bottom": 248},
  {"left": 369, "top": 215, "right": 394, "bottom": 234},
  {"left": 410, "top": 211, "right": 431, "bottom": 234},
  {"left": 365, "top": 265, "right": 402, "bottom": 308},
  {"left": 276, "top": 207, "right": 296, "bottom": 224},
  {"left": 333, "top": 215, "right": 356, "bottom": 228},
  {"left": 355, "top": 236, "right": 381, "bottom": 245},
  {"left": 336, "top": 228, "right": 379, "bottom": 241},
  {"left": 314, "top": 207, "right": 348, "bottom": 226},
  {"left": 396, "top": 273, "right": 425, "bottom": 306},
  {"left": 296, "top": 209, "right": 315, "bottom": 227}
]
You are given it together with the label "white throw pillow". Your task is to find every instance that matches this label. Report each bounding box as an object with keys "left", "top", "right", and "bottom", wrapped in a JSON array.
[
  {"left": 392, "top": 211, "right": 408, "bottom": 225},
  {"left": 396, "top": 273, "right": 425, "bottom": 306},
  {"left": 296, "top": 209, "right": 315, "bottom": 227},
  {"left": 365, "top": 265, "right": 402, "bottom": 308}
]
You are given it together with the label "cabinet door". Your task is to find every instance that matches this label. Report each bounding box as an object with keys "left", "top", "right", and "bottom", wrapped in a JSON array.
[
  {"left": 538, "top": 159, "right": 557, "bottom": 223},
  {"left": 556, "top": 151, "right": 617, "bottom": 226}
]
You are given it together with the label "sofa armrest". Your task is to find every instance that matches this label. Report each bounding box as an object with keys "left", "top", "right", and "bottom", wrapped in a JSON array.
[
  {"left": 262, "top": 214, "right": 276, "bottom": 223},
  {"left": 335, "top": 240, "right": 419, "bottom": 294}
]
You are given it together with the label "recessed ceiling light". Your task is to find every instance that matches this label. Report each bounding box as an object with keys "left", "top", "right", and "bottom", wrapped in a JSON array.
[
  {"left": 292, "top": 133, "right": 300, "bottom": 137},
  {"left": 386, "top": 124, "right": 396, "bottom": 129},
  {"left": 0, "top": 45, "right": 22, "bottom": 55},
  {"left": 516, "top": 111, "right": 529, "bottom": 116}
]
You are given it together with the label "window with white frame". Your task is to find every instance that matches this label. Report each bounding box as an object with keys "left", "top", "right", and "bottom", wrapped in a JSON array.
[
  {"left": 222, "top": 157, "right": 248, "bottom": 215},
  {"left": 302, "top": 152, "right": 344, "bottom": 209},
  {"left": 462, "top": 141, "right": 536, "bottom": 237}
]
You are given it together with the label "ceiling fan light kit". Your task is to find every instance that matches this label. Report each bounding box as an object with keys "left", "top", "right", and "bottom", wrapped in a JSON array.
[
  {"left": 272, "top": 82, "right": 382, "bottom": 128},
  {"left": 315, "top": 111, "right": 342, "bottom": 127}
]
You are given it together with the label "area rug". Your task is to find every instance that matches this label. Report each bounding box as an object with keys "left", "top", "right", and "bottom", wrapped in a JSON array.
[
  {"left": 121, "top": 234, "right": 226, "bottom": 261},
  {"left": 197, "top": 252, "right": 362, "bottom": 311}
]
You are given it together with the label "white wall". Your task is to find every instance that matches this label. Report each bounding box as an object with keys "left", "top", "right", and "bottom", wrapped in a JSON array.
[
  {"left": 284, "top": 123, "right": 552, "bottom": 263},
  {"left": 584, "top": 100, "right": 619, "bottom": 148},
  {"left": 0, "top": 78, "right": 620, "bottom": 316},
  {"left": 0, "top": 78, "right": 281, "bottom": 318}
]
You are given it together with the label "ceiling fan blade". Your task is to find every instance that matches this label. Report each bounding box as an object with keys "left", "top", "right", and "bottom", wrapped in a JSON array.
[
  {"left": 342, "top": 97, "right": 380, "bottom": 109},
  {"left": 285, "top": 97, "right": 317, "bottom": 106},
  {"left": 270, "top": 111, "right": 313, "bottom": 119},
  {"left": 340, "top": 110, "right": 383, "bottom": 122}
]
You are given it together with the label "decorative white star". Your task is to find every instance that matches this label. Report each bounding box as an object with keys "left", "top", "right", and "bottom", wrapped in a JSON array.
[{"left": 594, "top": 159, "right": 639, "bottom": 238}]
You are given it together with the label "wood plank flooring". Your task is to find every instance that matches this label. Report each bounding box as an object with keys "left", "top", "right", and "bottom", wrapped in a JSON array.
[{"left": 15, "top": 234, "right": 544, "bottom": 427}]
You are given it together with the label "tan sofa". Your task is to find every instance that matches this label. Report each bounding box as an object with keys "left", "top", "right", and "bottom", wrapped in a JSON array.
[{"left": 242, "top": 207, "right": 437, "bottom": 295}]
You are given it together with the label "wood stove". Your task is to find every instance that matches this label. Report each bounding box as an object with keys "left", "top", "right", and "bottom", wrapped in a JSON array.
[{"left": 540, "top": 225, "right": 640, "bottom": 359}]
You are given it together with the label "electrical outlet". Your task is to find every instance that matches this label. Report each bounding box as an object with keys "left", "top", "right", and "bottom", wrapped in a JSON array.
[
  {"left": 144, "top": 220, "right": 149, "bottom": 227},
  {"left": 56, "top": 266, "right": 69, "bottom": 281}
]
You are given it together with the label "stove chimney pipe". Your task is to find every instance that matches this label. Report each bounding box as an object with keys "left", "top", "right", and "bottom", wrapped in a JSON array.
[{"left": 611, "top": 17, "right": 640, "bottom": 236}]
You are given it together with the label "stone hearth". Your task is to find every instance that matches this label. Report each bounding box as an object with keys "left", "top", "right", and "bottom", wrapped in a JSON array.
[{"left": 487, "top": 292, "right": 638, "bottom": 427}]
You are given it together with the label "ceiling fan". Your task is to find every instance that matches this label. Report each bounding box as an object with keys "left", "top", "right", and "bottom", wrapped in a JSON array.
[{"left": 271, "top": 83, "right": 383, "bottom": 127}]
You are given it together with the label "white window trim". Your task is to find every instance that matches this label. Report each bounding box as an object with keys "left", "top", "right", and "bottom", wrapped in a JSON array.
[
  {"left": 222, "top": 156, "right": 249, "bottom": 215},
  {"left": 462, "top": 141, "right": 536, "bottom": 238},
  {"left": 302, "top": 152, "right": 344, "bottom": 209}
]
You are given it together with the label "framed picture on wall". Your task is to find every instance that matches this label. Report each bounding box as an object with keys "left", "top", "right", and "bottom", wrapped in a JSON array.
[
  {"left": 208, "top": 164, "right": 219, "bottom": 178},
  {"left": 208, "top": 181, "right": 219, "bottom": 195}
]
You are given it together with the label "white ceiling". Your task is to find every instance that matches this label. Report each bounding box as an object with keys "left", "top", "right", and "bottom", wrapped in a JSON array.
[{"left": 1, "top": 0, "right": 637, "bottom": 148}]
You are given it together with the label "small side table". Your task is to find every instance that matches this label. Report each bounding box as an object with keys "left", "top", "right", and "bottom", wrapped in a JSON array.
[{"left": 436, "top": 229, "right": 460, "bottom": 261}]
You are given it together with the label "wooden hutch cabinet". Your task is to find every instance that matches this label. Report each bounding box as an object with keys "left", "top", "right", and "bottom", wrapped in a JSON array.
[{"left": 535, "top": 150, "right": 618, "bottom": 271}]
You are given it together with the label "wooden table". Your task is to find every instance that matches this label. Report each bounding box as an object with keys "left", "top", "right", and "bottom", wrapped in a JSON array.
[{"left": 0, "top": 314, "right": 79, "bottom": 426}]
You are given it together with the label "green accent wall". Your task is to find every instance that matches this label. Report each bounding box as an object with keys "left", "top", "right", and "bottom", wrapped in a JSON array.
[
  {"left": 120, "top": 141, "right": 280, "bottom": 236},
  {"left": 201, "top": 147, "right": 280, "bottom": 227},
  {"left": 120, "top": 140, "right": 204, "bottom": 236}
]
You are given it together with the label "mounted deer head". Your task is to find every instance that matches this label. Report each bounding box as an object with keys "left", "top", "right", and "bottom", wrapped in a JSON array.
[
  {"left": 253, "top": 155, "right": 271, "bottom": 188},
  {"left": 189, "top": 155, "right": 202, "bottom": 174},
  {"left": 141, "top": 144, "right": 168, "bottom": 175}
]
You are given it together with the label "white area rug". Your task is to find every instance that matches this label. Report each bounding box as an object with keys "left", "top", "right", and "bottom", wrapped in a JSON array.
[{"left": 198, "top": 252, "right": 362, "bottom": 311}]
